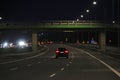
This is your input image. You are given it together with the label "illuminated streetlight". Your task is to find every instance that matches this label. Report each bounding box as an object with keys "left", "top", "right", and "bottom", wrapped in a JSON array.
[
  {"left": 113, "top": 21, "right": 115, "bottom": 23},
  {"left": 0, "top": 17, "right": 2, "bottom": 20},
  {"left": 81, "top": 15, "right": 84, "bottom": 18},
  {"left": 86, "top": 10, "right": 90, "bottom": 13},
  {"left": 93, "top": 1, "right": 97, "bottom": 5}
]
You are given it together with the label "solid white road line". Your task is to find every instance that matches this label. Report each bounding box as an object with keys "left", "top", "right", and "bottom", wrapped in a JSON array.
[
  {"left": 26, "top": 64, "right": 32, "bottom": 67},
  {"left": 49, "top": 73, "right": 56, "bottom": 78},
  {"left": 71, "top": 52, "right": 74, "bottom": 59},
  {"left": 10, "top": 67, "right": 18, "bottom": 71},
  {"left": 83, "top": 50, "right": 120, "bottom": 77},
  {"left": 37, "top": 61, "right": 41, "bottom": 64},
  {"left": 66, "top": 64, "right": 69, "bottom": 67}
]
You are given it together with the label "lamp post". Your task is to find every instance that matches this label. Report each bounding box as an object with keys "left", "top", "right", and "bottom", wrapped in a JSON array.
[
  {"left": 86, "top": 9, "right": 90, "bottom": 22},
  {"left": 92, "top": 1, "right": 97, "bottom": 20},
  {"left": 86, "top": 9, "right": 91, "bottom": 42},
  {"left": 112, "top": 0, "right": 115, "bottom": 24}
]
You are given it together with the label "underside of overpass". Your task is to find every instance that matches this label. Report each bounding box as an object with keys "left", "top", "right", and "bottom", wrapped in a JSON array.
[{"left": 32, "top": 30, "right": 106, "bottom": 51}]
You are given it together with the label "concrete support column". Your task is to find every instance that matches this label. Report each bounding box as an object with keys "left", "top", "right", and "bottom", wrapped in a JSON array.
[
  {"left": 32, "top": 32, "right": 38, "bottom": 51},
  {"left": 99, "top": 31, "right": 106, "bottom": 51}
]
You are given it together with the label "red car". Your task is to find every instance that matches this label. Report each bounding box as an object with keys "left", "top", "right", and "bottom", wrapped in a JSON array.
[{"left": 55, "top": 48, "right": 69, "bottom": 59}]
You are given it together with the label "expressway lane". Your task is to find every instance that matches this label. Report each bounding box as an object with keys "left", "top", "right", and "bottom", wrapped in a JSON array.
[
  {"left": 0, "top": 44, "right": 120, "bottom": 80},
  {"left": 0, "top": 44, "right": 74, "bottom": 80},
  {"left": 52, "top": 46, "right": 120, "bottom": 80}
]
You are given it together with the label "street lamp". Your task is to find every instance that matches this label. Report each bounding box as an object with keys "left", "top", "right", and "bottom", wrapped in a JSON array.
[
  {"left": 93, "top": 1, "right": 97, "bottom": 5},
  {"left": 86, "top": 9, "right": 90, "bottom": 13},
  {"left": 0, "top": 17, "right": 2, "bottom": 20},
  {"left": 113, "top": 21, "right": 115, "bottom": 24},
  {"left": 81, "top": 15, "right": 84, "bottom": 18}
]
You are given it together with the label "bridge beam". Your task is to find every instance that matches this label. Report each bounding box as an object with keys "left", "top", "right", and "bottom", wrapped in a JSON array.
[
  {"left": 32, "top": 32, "right": 38, "bottom": 51},
  {"left": 99, "top": 31, "right": 106, "bottom": 51}
]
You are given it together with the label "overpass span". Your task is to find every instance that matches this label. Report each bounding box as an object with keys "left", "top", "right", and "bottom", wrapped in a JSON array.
[
  {"left": 0, "top": 20, "right": 120, "bottom": 51},
  {"left": 0, "top": 20, "right": 120, "bottom": 31}
]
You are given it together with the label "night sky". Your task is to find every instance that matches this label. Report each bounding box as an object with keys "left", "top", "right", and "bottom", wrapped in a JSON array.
[
  {"left": 0, "top": 0, "right": 119, "bottom": 47},
  {"left": 0, "top": 0, "right": 119, "bottom": 22}
]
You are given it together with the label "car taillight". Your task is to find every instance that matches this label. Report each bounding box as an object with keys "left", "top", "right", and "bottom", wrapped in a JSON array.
[
  {"left": 56, "top": 50, "right": 60, "bottom": 54},
  {"left": 65, "top": 50, "right": 69, "bottom": 54}
]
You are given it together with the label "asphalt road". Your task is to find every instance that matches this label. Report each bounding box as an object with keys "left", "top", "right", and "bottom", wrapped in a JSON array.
[{"left": 0, "top": 44, "right": 120, "bottom": 80}]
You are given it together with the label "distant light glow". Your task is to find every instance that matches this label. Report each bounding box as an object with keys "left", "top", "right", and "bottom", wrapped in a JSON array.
[
  {"left": 109, "top": 40, "right": 112, "bottom": 43},
  {"left": 82, "top": 41, "right": 85, "bottom": 44},
  {"left": 18, "top": 41, "right": 25, "bottom": 46},
  {"left": 81, "top": 15, "right": 84, "bottom": 18},
  {"left": 3, "top": 42, "right": 8, "bottom": 48},
  {"left": 93, "top": 1, "right": 97, "bottom": 5},
  {"left": 0, "top": 17, "right": 2, "bottom": 20},
  {"left": 10, "top": 43, "right": 14, "bottom": 47},
  {"left": 86, "top": 10, "right": 90, "bottom": 13},
  {"left": 113, "top": 21, "right": 115, "bottom": 23}
]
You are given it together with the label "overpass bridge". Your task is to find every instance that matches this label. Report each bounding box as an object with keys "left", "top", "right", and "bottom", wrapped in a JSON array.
[
  {"left": 0, "top": 20, "right": 120, "bottom": 51},
  {"left": 0, "top": 20, "right": 120, "bottom": 30}
]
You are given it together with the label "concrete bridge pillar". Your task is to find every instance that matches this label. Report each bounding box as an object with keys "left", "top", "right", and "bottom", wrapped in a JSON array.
[
  {"left": 32, "top": 32, "right": 38, "bottom": 51},
  {"left": 99, "top": 31, "right": 106, "bottom": 51}
]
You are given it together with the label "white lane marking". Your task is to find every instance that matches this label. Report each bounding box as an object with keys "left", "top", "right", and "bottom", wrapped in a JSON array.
[
  {"left": 10, "top": 67, "right": 18, "bottom": 71},
  {"left": 0, "top": 48, "right": 49, "bottom": 64},
  {"left": 37, "top": 62, "right": 41, "bottom": 64},
  {"left": 71, "top": 52, "right": 75, "bottom": 60},
  {"left": 51, "top": 55, "right": 55, "bottom": 59},
  {"left": 27, "top": 64, "right": 32, "bottom": 67},
  {"left": 83, "top": 50, "right": 120, "bottom": 77},
  {"left": 61, "top": 68, "right": 64, "bottom": 71},
  {"left": 66, "top": 64, "right": 69, "bottom": 66},
  {"left": 71, "top": 52, "right": 74, "bottom": 59},
  {"left": 49, "top": 73, "right": 56, "bottom": 78}
]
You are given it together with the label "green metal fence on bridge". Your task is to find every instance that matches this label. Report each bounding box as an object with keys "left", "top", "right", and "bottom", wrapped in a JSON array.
[{"left": 0, "top": 20, "right": 120, "bottom": 30}]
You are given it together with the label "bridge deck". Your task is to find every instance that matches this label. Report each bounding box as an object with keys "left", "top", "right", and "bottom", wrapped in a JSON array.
[{"left": 0, "top": 20, "right": 120, "bottom": 30}]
